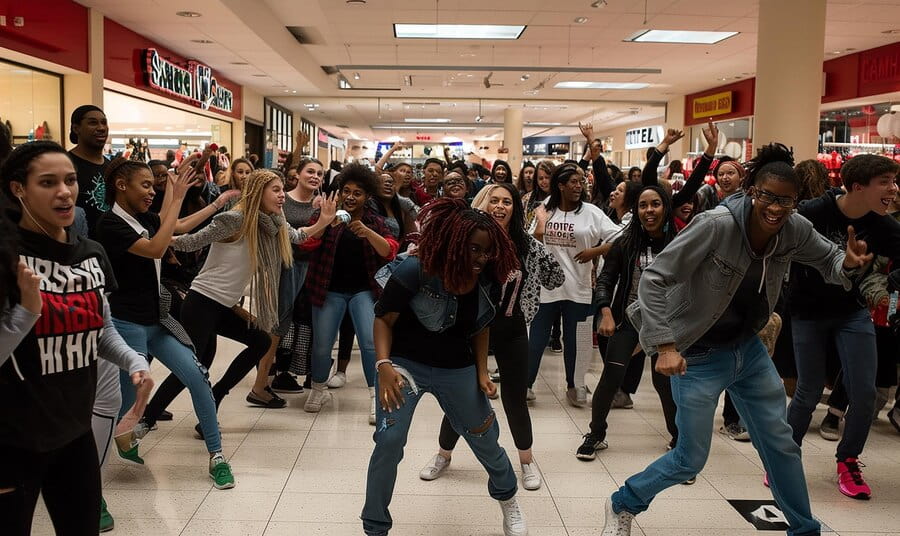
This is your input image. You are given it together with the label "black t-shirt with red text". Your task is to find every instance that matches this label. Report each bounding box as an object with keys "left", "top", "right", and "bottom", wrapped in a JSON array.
[{"left": 0, "top": 228, "right": 116, "bottom": 452}]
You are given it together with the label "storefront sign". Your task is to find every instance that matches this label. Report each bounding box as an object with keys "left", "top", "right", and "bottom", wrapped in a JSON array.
[
  {"left": 415, "top": 134, "right": 432, "bottom": 141},
  {"left": 624, "top": 125, "right": 664, "bottom": 150},
  {"left": 143, "top": 49, "right": 233, "bottom": 113},
  {"left": 859, "top": 42, "right": 900, "bottom": 97},
  {"left": 692, "top": 91, "right": 733, "bottom": 120}
]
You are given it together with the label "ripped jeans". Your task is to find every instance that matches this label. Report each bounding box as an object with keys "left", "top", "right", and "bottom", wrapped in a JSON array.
[{"left": 361, "top": 357, "right": 518, "bottom": 536}]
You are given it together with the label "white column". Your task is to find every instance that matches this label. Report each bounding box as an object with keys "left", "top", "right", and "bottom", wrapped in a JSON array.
[
  {"left": 753, "top": 0, "right": 826, "bottom": 160},
  {"left": 665, "top": 96, "right": 687, "bottom": 161},
  {"left": 503, "top": 107, "right": 524, "bottom": 176},
  {"left": 63, "top": 8, "right": 105, "bottom": 149}
]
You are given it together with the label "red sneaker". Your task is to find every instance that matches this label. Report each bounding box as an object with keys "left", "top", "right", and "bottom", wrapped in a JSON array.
[{"left": 837, "top": 458, "right": 871, "bottom": 500}]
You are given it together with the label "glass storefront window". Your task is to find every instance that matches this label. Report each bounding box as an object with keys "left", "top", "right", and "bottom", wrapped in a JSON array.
[
  {"left": 0, "top": 61, "right": 62, "bottom": 145},
  {"left": 687, "top": 117, "right": 753, "bottom": 161}
]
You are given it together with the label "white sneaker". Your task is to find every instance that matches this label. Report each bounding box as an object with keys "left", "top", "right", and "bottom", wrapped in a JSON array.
[
  {"left": 601, "top": 497, "right": 633, "bottom": 536},
  {"left": 303, "top": 382, "right": 329, "bottom": 413},
  {"left": 576, "top": 385, "right": 588, "bottom": 406},
  {"left": 326, "top": 371, "right": 347, "bottom": 389},
  {"left": 520, "top": 463, "right": 542, "bottom": 491},
  {"left": 498, "top": 496, "right": 528, "bottom": 536},
  {"left": 526, "top": 388, "right": 536, "bottom": 402},
  {"left": 369, "top": 387, "right": 376, "bottom": 425},
  {"left": 419, "top": 453, "right": 451, "bottom": 481}
]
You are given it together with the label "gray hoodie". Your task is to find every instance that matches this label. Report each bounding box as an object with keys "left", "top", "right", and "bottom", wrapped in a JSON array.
[{"left": 627, "top": 192, "right": 851, "bottom": 355}]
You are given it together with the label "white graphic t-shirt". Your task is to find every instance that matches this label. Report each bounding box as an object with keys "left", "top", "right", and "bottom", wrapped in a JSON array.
[{"left": 541, "top": 202, "right": 621, "bottom": 305}]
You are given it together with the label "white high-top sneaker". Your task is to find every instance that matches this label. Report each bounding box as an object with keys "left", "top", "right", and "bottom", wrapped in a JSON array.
[
  {"left": 498, "top": 496, "right": 528, "bottom": 536},
  {"left": 303, "top": 382, "right": 329, "bottom": 413},
  {"left": 601, "top": 498, "right": 633, "bottom": 536}
]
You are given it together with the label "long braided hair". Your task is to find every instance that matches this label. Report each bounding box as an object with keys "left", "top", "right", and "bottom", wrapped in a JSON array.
[
  {"left": 417, "top": 198, "right": 519, "bottom": 294},
  {"left": 617, "top": 185, "right": 678, "bottom": 262}
]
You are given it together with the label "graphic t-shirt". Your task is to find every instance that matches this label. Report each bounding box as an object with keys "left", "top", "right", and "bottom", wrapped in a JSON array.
[
  {"left": 0, "top": 229, "right": 116, "bottom": 452},
  {"left": 69, "top": 151, "right": 110, "bottom": 235},
  {"left": 541, "top": 202, "right": 620, "bottom": 304}
]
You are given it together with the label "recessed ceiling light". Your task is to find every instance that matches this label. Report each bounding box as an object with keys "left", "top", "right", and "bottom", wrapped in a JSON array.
[
  {"left": 176, "top": 11, "right": 202, "bottom": 17},
  {"left": 520, "top": 74, "right": 530, "bottom": 81},
  {"left": 403, "top": 118, "right": 451, "bottom": 123},
  {"left": 525, "top": 122, "right": 562, "bottom": 126},
  {"left": 191, "top": 39, "right": 214, "bottom": 44},
  {"left": 353, "top": 72, "right": 360, "bottom": 80},
  {"left": 830, "top": 50, "right": 843, "bottom": 55},
  {"left": 626, "top": 29, "right": 739, "bottom": 44},
  {"left": 718, "top": 77, "right": 729, "bottom": 81},
  {"left": 372, "top": 125, "right": 476, "bottom": 131},
  {"left": 394, "top": 24, "right": 526, "bottom": 40},
  {"left": 554, "top": 81, "right": 649, "bottom": 90},
  {"left": 574, "top": 17, "right": 588, "bottom": 24},
  {"left": 291, "top": 90, "right": 297, "bottom": 94},
  {"left": 283, "top": 89, "right": 290, "bottom": 93}
]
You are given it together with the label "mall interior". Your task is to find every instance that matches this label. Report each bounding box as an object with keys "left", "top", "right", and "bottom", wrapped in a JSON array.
[{"left": 2, "top": 0, "right": 900, "bottom": 535}]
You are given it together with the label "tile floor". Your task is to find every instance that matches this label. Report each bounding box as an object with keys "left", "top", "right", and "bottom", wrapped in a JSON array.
[{"left": 32, "top": 340, "right": 900, "bottom": 535}]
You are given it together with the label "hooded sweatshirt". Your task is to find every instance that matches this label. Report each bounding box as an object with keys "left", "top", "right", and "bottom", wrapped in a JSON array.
[{"left": 491, "top": 160, "right": 513, "bottom": 184}]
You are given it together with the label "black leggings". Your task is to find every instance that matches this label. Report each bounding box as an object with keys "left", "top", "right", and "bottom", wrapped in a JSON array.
[
  {"left": 589, "top": 319, "right": 678, "bottom": 443},
  {"left": 828, "top": 325, "right": 899, "bottom": 412},
  {"left": 0, "top": 431, "right": 100, "bottom": 536},
  {"left": 439, "top": 316, "right": 533, "bottom": 452},
  {"left": 145, "top": 290, "right": 272, "bottom": 421}
]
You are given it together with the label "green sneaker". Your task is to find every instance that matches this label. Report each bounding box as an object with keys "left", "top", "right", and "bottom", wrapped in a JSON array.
[
  {"left": 99, "top": 497, "right": 114, "bottom": 532},
  {"left": 117, "top": 443, "right": 144, "bottom": 465},
  {"left": 209, "top": 454, "right": 235, "bottom": 490}
]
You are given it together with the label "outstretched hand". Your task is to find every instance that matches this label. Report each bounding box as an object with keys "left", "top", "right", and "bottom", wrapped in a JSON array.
[
  {"left": 319, "top": 191, "right": 338, "bottom": 224},
  {"left": 579, "top": 122, "right": 595, "bottom": 141},
  {"left": 843, "top": 226, "right": 874, "bottom": 269},
  {"left": 662, "top": 128, "right": 685, "bottom": 146},
  {"left": 702, "top": 120, "right": 719, "bottom": 152}
]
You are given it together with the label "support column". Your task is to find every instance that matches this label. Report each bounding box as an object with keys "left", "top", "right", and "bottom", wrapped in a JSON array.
[
  {"left": 63, "top": 8, "right": 105, "bottom": 149},
  {"left": 503, "top": 107, "right": 523, "bottom": 177},
  {"left": 665, "top": 96, "right": 687, "bottom": 161},
  {"left": 753, "top": 0, "right": 826, "bottom": 160}
]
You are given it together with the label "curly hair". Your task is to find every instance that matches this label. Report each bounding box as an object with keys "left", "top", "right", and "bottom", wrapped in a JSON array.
[
  {"left": 103, "top": 157, "right": 151, "bottom": 206},
  {"left": 794, "top": 159, "right": 829, "bottom": 201},
  {"left": 744, "top": 143, "right": 797, "bottom": 190},
  {"left": 338, "top": 162, "right": 379, "bottom": 197},
  {"left": 417, "top": 198, "right": 519, "bottom": 293}
]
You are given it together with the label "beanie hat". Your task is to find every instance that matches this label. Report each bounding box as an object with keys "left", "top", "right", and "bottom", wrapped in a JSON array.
[{"left": 69, "top": 105, "right": 104, "bottom": 144}]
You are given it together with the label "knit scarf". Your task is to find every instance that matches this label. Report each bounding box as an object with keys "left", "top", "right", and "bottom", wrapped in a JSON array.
[{"left": 248, "top": 212, "right": 285, "bottom": 332}]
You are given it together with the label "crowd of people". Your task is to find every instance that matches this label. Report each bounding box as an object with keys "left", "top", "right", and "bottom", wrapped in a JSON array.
[{"left": 0, "top": 102, "right": 898, "bottom": 536}]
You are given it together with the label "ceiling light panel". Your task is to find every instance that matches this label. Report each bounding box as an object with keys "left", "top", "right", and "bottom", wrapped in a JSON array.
[
  {"left": 554, "top": 81, "right": 649, "bottom": 89},
  {"left": 394, "top": 24, "right": 526, "bottom": 40},
  {"left": 403, "top": 118, "right": 451, "bottom": 123},
  {"left": 626, "top": 30, "right": 739, "bottom": 44}
]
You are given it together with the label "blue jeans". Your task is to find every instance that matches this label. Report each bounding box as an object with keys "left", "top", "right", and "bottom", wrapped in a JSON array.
[
  {"left": 527, "top": 300, "right": 592, "bottom": 388},
  {"left": 112, "top": 319, "right": 222, "bottom": 453},
  {"left": 611, "top": 336, "right": 820, "bottom": 536},
  {"left": 311, "top": 290, "right": 377, "bottom": 386},
  {"left": 361, "top": 357, "right": 517, "bottom": 536},
  {"left": 788, "top": 308, "right": 877, "bottom": 460}
]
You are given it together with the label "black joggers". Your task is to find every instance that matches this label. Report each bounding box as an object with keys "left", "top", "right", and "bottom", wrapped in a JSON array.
[{"left": 0, "top": 431, "right": 100, "bottom": 536}]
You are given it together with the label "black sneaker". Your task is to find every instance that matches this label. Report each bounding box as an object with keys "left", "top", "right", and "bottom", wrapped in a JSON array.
[
  {"left": 888, "top": 406, "right": 900, "bottom": 434},
  {"left": 550, "top": 338, "right": 563, "bottom": 353},
  {"left": 576, "top": 433, "right": 608, "bottom": 460},
  {"left": 158, "top": 410, "right": 173, "bottom": 421},
  {"left": 271, "top": 372, "right": 303, "bottom": 393}
]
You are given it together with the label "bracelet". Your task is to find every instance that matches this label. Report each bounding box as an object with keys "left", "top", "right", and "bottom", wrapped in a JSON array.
[{"left": 375, "top": 359, "right": 393, "bottom": 370}]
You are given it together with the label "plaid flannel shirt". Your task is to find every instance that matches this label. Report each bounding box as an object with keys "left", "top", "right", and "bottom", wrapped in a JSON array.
[{"left": 306, "top": 206, "right": 397, "bottom": 307}]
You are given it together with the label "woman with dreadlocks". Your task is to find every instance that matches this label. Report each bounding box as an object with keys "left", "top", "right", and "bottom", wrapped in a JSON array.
[
  {"left": 419, "top": 183, "right": 564, "bottom": 492},
  {"left": 362, "top": 198, "right": 528, "bottom": 536}
]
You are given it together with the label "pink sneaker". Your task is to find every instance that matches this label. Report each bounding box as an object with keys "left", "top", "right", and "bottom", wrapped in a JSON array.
[
  {"left": 763, "top": 473, "right": 769, "bottom": 488},
  {"left": 837, "top": 458, "right": 871, "bottom": 500}
]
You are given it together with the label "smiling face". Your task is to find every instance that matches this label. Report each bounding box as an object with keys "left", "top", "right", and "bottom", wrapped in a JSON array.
[
  {"left": 393, "top": 164, "right": 413, "bottom": 188},
  {"left": 494, "top": 165, "right": 509, "bottom": 182},
  {"left": 443, "top": 172, "right": 467, "bottom": 199},
  {"left": 749, "top": 178, "right": 799, "bottom": 237},
  {"left": 558, "top": 172, "right": 584, "bottom": 205},
  {"left": 284, "top": 167, "right": 299, "bottom": 192},
  {"left": 854, "top": 171, "right": 900, "bottom": 216},
  {"left": 675, "top": 200, "right": 694, "bottom": 222},
  {"left": 637, "top": 189, "right": 665, "bottom": 236},
  {"left": 151, "top": 164, "right": 169, "bottom": 192},
  {"left": 233, "top": 162, "right": 253, "bottom": 190},
  {"left": 12, "top": 152, "right": 78, "bottom": 232},
  {"left": 118, "top": 167, "right": 156, "bottom": 215},
  {"left": 536, "top": 168, "right": 551, "bottom": 194},
  {"left": 341, "top": 180, "right": 369, "bottom": 216},
  {"left": 717, "top": 163, "right": 742, "bottom": 196},
  {"left": 298, "top": 162, "right": 323, "bottom": 193},
  {"left": 486, "top": 187, "right": 514, "bottom": 230},
  {"left": 260, "top": 178, "right": 286, "bottom": 214},
  {"left": 467, "top": 228, "right": 493, "bottom": 276},
  {"left": 378, "top": 173, "right": 395, "bottom": 200},
  {"left": 74, "top": 110, "right": 108, "bottom": 151}
]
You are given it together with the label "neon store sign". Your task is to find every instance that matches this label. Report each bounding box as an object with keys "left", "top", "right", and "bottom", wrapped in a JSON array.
[{"left": 143, "top": 48, "right": 234, "bottom": 113}]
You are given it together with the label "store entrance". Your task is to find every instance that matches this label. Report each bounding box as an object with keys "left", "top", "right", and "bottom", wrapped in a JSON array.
[{"left": 245, "top": 120, "right": 264, "bottom": 160}]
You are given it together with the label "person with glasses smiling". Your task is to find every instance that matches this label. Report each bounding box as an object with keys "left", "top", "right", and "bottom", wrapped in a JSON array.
[{"left": 601, "top": 143, "right": 873, "bottom": 536}]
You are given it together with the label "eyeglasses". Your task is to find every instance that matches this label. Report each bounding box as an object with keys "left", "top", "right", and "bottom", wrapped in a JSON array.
[
  {"left": 754, "top": 188, "right": 797, "bottom": 208},
  {"left": 444, "top": 178, "right": 466, "bottom": 186}
]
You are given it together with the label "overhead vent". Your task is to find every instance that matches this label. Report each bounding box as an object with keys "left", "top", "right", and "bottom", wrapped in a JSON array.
[
  {"left": 287, "top": 26, "right": 325, "bottom": 45},
  {"left": 321, "top": 65, "right": 339, "bottom": 75}
]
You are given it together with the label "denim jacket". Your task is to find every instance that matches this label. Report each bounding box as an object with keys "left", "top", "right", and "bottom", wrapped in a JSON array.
[
  {"left": 627, "top": 192, "right": 851, "bottom": 355},
  {"left": 377, "top": 255, "right": 497, "bottom": 336}
]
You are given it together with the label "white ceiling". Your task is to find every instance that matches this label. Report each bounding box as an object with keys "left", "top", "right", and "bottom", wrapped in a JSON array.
[{"left": 78, "top": 0, "right": 900, "bottom": 141}]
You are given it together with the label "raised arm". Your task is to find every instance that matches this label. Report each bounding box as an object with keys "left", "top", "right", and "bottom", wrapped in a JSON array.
[
  {"left": 173, "top": 189, "right": 241, "bottom": 234},
  {"left": 127, "top": 166, "right": 197, "bottom": 259},
  {"left": 642, "top": 128, "right": 685, "bottom": 187},
  {"left": 171, "top": 211, "right": 243, "bottom": 252},
  {"left": 375, "top": 142, "right": 404, "bottom": 174},
  {"left": 673, "top": 121, "right": 719, "bottom": 207}
]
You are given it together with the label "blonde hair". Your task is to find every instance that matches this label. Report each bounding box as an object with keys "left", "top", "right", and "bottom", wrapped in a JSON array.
[
  {"left": 233, "top": 169, "right": 293, "bottom": 273},
  {"left": 471, "top": 183, "right": 501, "bottom": 211}
]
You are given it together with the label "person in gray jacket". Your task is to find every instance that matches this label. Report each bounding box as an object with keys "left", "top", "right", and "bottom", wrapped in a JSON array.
[{"left": 601, "top": 144, "right": 873, "bottom": 536}]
